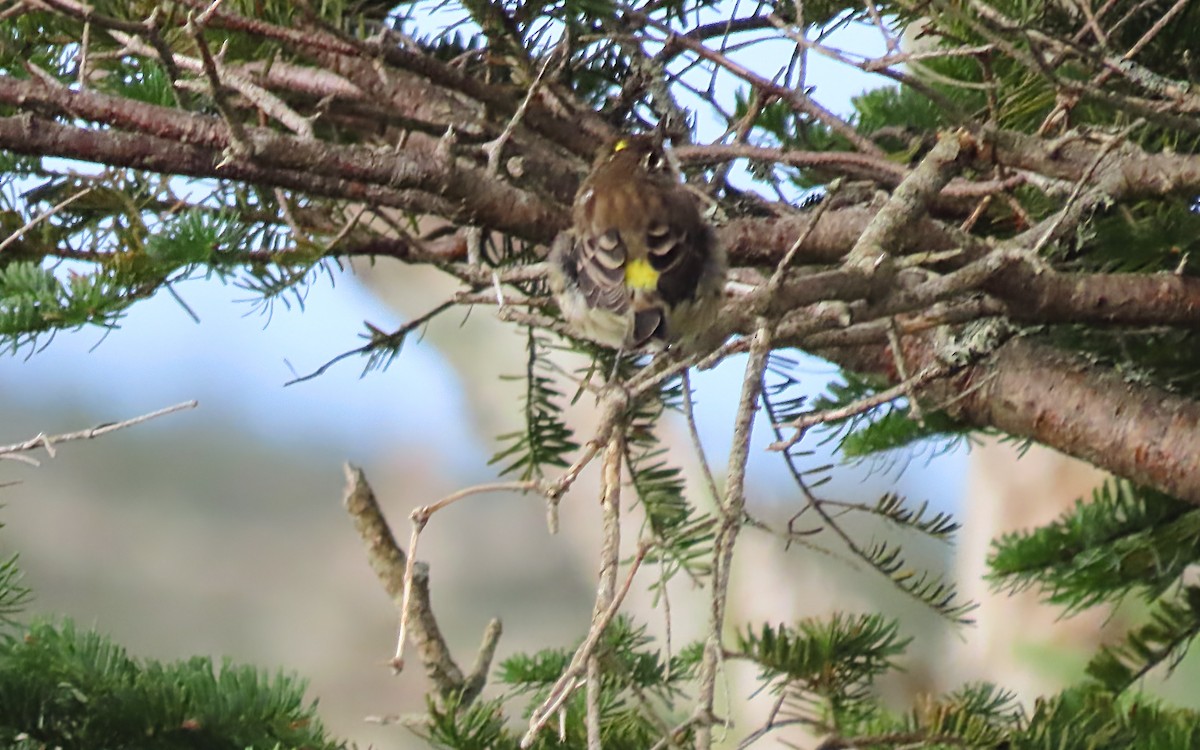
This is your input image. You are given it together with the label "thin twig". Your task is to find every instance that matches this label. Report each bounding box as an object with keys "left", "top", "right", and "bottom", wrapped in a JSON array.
[
  {"left": 543, "top": 441, "right": 600, "bottom": 532},
  {"left": 586, "top": 653, "right": 603, "bottom": 750},
  {"left": 185, "top": 12, "right": 251, "bottom": 157},
  {"left": 484, "top": 42, "right": 566, "bottom": 174},
  {"left": 107, "top": 26, "right": 314, "bottom": 138},
  {"left": 0, "top": 186, "right": 95, "bottom": 254},
  {"left": 0, "top": 401, "right": 198, "bottom": 463},
  {"left": 694, "top": 322, "right": 772, "bottom": 750},
  {"left": 527, "top": 404, "right": 639, "bottom": 741},
  {"left": 194, "top": 0, "right": 226, "bottom": 26},
  {"left": 77, "top": 18, "right": 90, "bottom": 87},
  {"left": 886, "top": 320, "right": 923, "bottom": 424},
  {"left": 621, "top": 4, "right": 884, "bottom": 157},
  {"left": 394, "top": 480, "right": 538, "bottom": 670},
  {"left": 286, "top": 299, "right": 459, "bottom": 385},
  {"left": 343, "top": 464, "right": 500, "bottom": 702},
  {"left": 140, "top": 7, "right": 190, "bottom": 106},
  {"left": 1028, "top": 121, "right": 1142, "bottom": 256},
  {"left": 521, "top": 540, "right": 650, "bottom": 748},
  {"left": 587, "top": 419, "right": 624, "bottom": 748},
  {"left": 412, "top": 480, "right": 539, "bottom": 525},
  {"left": 761, "top": 178, "right": 841, "bottom": 305},
  {"left": 681, "top": 371, "right": 720, "bottom": 520},
  {"left": 768, "top": 365, "right": 948, "bottom": 452},
  {"left": 760, "top": 375, "right": 978, "bottom": 623},
  {"left": 736, "top": 689, "right": 791, "bottom": 749},
  {"left": 394, "top": 522, "right": 422, "bottom": 671}
]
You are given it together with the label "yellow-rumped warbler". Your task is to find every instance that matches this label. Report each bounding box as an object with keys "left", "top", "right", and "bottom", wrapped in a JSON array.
[{"left": 548, "top": 135, "right": 726, "bottom": 351}]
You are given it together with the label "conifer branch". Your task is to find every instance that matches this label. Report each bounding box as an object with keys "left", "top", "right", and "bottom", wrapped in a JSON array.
[
  {"left": 588, "top": 427, "right": 624, "bottom": 750},
  {"left": 830, "top": 335, "right": 1200, "bottom": 503},
  {"left": 10, "top": 1, "right": 1200, "bottom": 745},
  {"left": 759, "top": 365, "right": 976, "bottom": 622}
]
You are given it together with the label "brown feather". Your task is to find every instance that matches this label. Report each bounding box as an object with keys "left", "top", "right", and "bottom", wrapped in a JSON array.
[{"left": 551, "top": 134, "right": 726, "bottom": 349}]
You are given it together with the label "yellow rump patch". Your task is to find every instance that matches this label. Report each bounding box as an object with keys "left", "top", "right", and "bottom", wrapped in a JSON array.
[
  {"left": 624, "top": 258, "right": 659, "bottom": 290},
  {"left": 613, "top": 139, "right": 629, "bottom": 152}
]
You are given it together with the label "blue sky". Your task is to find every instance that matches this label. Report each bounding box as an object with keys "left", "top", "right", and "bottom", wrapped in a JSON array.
[{"left": 0, "top": 270, "right": 479, "bottom": 457}]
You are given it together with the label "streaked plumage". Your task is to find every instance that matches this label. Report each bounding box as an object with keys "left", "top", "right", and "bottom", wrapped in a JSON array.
[{"left": 548, "top": 135, "right": 726, "bottom": 350}]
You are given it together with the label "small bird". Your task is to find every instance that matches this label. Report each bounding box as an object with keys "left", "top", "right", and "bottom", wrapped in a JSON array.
[{"left": 548, "top": 134, "right": 726, "bottom": 351}]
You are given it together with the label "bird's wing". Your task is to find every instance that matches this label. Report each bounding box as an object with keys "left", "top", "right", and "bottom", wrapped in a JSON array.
[{"left": 574, "top": 228, "right": 630, "bottom": 314}]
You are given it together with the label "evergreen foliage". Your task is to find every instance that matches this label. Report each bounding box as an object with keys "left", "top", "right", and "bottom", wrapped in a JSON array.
[
  {"left": 414, "top": 616, "right": 702, "bottom": 750},
  {"left": 1086, "top": 587, "right": 1200, "bottom": 693},
  {"left": 989, "top": 479, "right": 1200, "bottom": 611},
  {"left": 2, "top": 0, "right": 1199, "bottom": 747},
  {"left": 737, "top": 614, "right": 909, "bottom": 704},
  {"left": 802, "top": 372, "right": 970, "bottom": 460},
  {"left": 492, "top": 328, "right": 580, "bottom": 479},
  {"left": 0, "top": 543, "right": 341, "bottom": 749},
  {"left": 0, "top": 539, "right": 28, "bottom": 628},
  {"left": 760, "top": 360, "right": 975, "bottom": 624}
]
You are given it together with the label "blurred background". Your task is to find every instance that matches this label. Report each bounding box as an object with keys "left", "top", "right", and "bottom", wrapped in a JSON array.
[
  {"left": 3, "top": 13, "right": 1195, "bottom": 750},
  {"left": 2, "top": 253, "right": 1151, "bottom": 749}
]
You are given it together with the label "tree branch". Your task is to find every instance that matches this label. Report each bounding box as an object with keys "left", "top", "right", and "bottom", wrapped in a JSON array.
[
  {"left": 0, "top": 400, "right": 197, "bottom": 464},
  {"left": 819, "top": 334, "right": 1200, "bottom": 504}
]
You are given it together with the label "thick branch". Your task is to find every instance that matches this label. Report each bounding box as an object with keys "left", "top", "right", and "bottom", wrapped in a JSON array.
[
  {"left": 4, "top": 91, "right": 1194, "bottom": 333},
  {"left": 676, "top": 142, "right": 1025, "bottom": 215},
  {"left": 718, "top": 208, "right": 970, "bottom": 266},
  {"left": 988, "top": 267, "right": 1200, "bottom": 327},
  {"left": 2, "top": 68, "right": 584, "bottom": 217},
  {"left": 984, "top": 127, "right": 1200, "bottom": 200},
  {"left": 342, "top": 463, "right": 474, "bottom": 698},
  {"left": 0, "top": 107, "right": 564, "bottom": 242},
  {"left": 845, "top": 130, "right": 972, "bottom": 272},
  {"left": 720, "top": 216, "right": 1200, "bottom": 329},
  {"left": 820, "top": 334, "right": 1200, "bottom": 504},
  {"left": 0, "top": 112, "right": 458, "bottom": 216}
]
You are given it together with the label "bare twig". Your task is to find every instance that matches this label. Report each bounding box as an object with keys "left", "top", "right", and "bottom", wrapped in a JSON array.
[
  {"left": 484, "top": 42, "right": 566, "bottom": 175},
  {"left": 194, "top": 0, "right": 227, "bottom": 26},
  {"left": 681, "top": 371, "right": 720, "bottom": 520},
  {"left": 588, "top": 413, "right": 624, "bottom": 748},
  {"left": 768, "top": 365, "right": 949, "bottom": 452},
  {"left": 762, "top": 178, "right": 841, "bottom": 304},
  {"left": 0, "top": 184, "right": 94, "bottom": 254},
  {"left": 185, "top": 13, "right": 251, "bottom": 157},
  {"left": 77, "top": 18, "right": 90, "bottom": 87},
  {"left": 395, "top": 480, "right": 538, "bottom": 670},
  {"left": 521, "top": 385, "right": 650, "bottom": 747},
  {"left": 1027, "top": 121, "right": 1142, "bottom": 256},
  {"left": 412, "top": 480, "right": 540, "bottom": 526},
  {"left": 621, "top": 4, "right": 885, "bottom": 157},
  {"left": 521, "top": 540, "right": 651, "bottom": 748},
  {"left": 543, "top": 440, "right": 600, "bottom": 533},
  {"left": 342, "top": 464, "right": 505, "bottom": 702},
  {"left": 107, "top": 26, "right": 315, "bottom": 139},
  {"left": 586, "top": 649, "right": 603, "bottom": 750},
  {"left": 0, "top": 401, "right": 198, "bottom": 464},
  {"left": 694, "top": 322, "right": 772, "bottom": 750}
]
